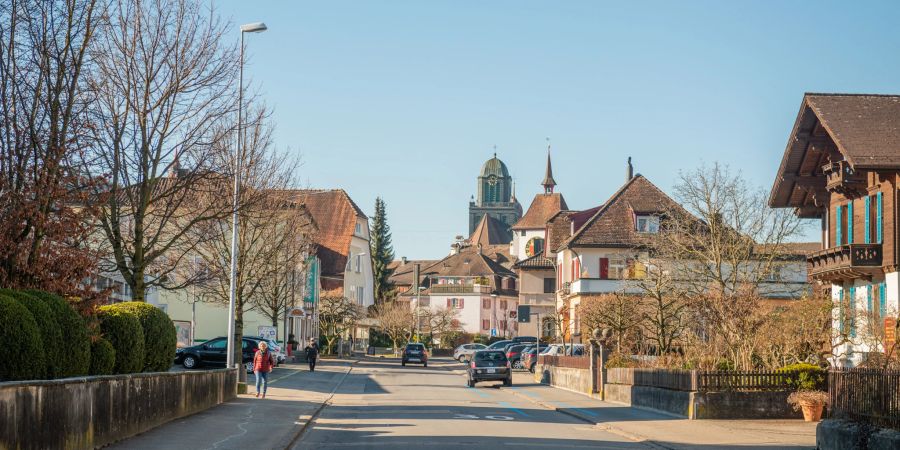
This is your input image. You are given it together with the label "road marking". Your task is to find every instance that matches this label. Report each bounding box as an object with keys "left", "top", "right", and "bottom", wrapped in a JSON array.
[{"left": 498, "top": 401, "right": 531, "bottom": 418}]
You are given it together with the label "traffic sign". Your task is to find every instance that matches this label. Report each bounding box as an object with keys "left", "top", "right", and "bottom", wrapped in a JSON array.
[{"left": 517, "top": 305, "right": 531, "bottom": 323}]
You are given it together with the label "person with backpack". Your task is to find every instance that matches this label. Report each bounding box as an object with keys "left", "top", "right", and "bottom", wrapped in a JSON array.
[
  {"left": 253, "top": 341, "right": 276, "bottom": 398},
  {"left": 305, "top": 338, "right": 319, "bottom": 372}
]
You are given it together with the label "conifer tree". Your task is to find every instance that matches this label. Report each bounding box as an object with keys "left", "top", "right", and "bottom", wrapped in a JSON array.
[{"left": 370, "top": 197, "right": 395, "bottom": 303}]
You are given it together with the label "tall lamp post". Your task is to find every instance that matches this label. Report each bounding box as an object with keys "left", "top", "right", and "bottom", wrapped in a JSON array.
[{"left": 226, "top": 21, "right": 267, "bottom": 372}]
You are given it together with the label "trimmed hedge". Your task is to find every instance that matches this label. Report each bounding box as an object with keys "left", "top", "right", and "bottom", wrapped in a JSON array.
[
  {"left": 24, "top": 290, "right": 91, "bottom": 377},
  {"left": 98, "top": 305, "right": 145, "bottom": 374},
  {"left": 778, "top": 362, "right": 827, "bottom": 391},
  {"left": 89, "top": 338, "right": 116, "bottom": 376},
  {"left": 115, "top": 301, "right": 176, "bottom": 372},
  {"left": 0, "top": 295, "right": 47, "bottom": 381},
  {"left": 1, "top": 289, "right": 64, "bottom": 378}
]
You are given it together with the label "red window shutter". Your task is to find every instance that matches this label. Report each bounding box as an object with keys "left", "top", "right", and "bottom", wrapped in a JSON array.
[
  {"left": 482, "top": 320, "right": 489, "bottom": 330},
  {"left": 600, "top": 258, "right": 609, "bottom": 280},
  {"left": 459, "top": 299, "right": 464, "bottom": 308},
  {"left": 446, "top": 298, "right": 452, "bottom": 308}
]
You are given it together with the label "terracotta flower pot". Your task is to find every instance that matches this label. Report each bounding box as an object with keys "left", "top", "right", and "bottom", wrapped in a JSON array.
[{"left": 799, "top": 400, "right": 824, "bottom": 422}]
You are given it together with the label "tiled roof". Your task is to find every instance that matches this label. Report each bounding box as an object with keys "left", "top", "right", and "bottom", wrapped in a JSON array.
[
  {"left": 805, "top": 94, "right": 900, "bottom": 168},
  {"left": 557, "top": 175, "right": 685, "bottom": 250},
  {"left": 545, "top": 210, "right": 575, "bottom": 256},
  {"left": 280, "top": 189, "right": 367, "bottom": 277},
  {"left": 470, "top": 214, "right": 513, "bottom": 246},
  {"left": 513, "top": 253, "right": 555, "bottom": 269},
  {"left": 511, "top": 193, "right": 569, "bottom": 230},
  {"left": 396, "top": 245, "right": 516, "bottom": 297},
  {"left": 387, "top": 259, "right": 440, "bottom": 286}
]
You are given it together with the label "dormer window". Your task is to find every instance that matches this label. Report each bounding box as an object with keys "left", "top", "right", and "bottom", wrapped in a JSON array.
[{"left": 635, "top": 215, "right": 659, "bottom": 233}]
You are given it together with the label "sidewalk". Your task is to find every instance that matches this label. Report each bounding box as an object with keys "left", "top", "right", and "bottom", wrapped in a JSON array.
[
  {"left": 107, "top": 360, "right": 355, "bottom": 450},
  {"left": 506, "top": 372, "right": 816, "bottom": 449}
]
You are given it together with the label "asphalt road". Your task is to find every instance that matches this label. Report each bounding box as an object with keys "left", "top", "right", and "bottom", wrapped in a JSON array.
[{"left": 293, "top": 357, "right": 646, "bottom": 449}]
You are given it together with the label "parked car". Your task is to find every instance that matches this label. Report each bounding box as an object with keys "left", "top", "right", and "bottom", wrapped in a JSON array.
[
  {"left": 541, "top": 343, "right": 585, "bottom": 356},
  {"left": 244, "top": 336, "right": 285, "bottom": 366},
  {"left": 401, "top": 343, "right": 428, "bottom": 367},
  {"left": 486, "top": 340, "right": 514, "bottom": 350},
  {"left": 523, "top": 347, "right": 541, "bottom": 372},
  {"left": 467, "top": 350, "right": 511, "bottom": 387},
  {"left": 175, "top": 337, "right": 261, "bottom": 373},
  {"left": 505, "top": 344, "right": 529, "bottom": 369},
  {"left": 453, "top": 343, "right": 487, "bottom": 362},
  {"left": 512, "top": 336, "right": 537, "bottom": 344}
]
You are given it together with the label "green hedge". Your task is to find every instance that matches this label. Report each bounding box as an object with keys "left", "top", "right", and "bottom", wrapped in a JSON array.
[
  {"left": 114, "top": 301, "right": 176, "bottom": 372},
  {"left": 98, "top": 305, "right": 145, "bottom": 374},
  {"left": 1, "top": 290, "right": 65, "bottom": 378},
  {"left": 0, "top": 295, "right": 47, "bottom": 381},
  {"left": 777, "top": 362, "right": 827, "bottom": 391},
  {"left": 24, "top": 290, "right": 91, "bottom": 377},
  {"left": 89, "top": 338, "right": 116, "bottom": 376}
]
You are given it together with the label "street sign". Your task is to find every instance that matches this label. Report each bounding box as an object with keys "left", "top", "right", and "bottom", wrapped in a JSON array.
[
  {"left": 288, "top": 307, "right": 305, "bottom": 318},
  {"left": 490, "top": 328, "right": 497, "bottom": 337},
  {"left": 517, "top": 305, "right": 531, "bottom": 323},
  {"left": 258, "top": 326, "right": 277, "bottom": 341}
]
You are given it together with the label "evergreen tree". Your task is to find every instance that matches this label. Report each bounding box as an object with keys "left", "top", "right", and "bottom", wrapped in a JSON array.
[{"left": 370, "top": 197, "right": 395, "bottom": 303}]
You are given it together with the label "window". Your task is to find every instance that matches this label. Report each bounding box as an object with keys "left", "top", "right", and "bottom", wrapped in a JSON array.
[
  {"left": 482, "top": 298, "right": 491, "bottom": 309},
  {"left": 448, "top": 298, "right": 464, "bottom": 309},
  {"left": 356, "top": 254, "right": 362, "bottom": 273},
  {"left": 543, "top": 277, "right": 555, "bottom": 293},
  {"left": 635, "top": 215, "right": 660, "bottom": 233},
  {"left": 482, "top": 319, "right": 490, "bottom": 330},
  {"left": 500, "top": 300, "right": 507, "bottom": 310},
  {"left": 608, "top": 256, "right": 626, "bottom": 280},
  {"left": 520, "top": 230, "right": 526, "bottom": 237},
  {"left": 206, "top": 339, "right": 226, "bottom": 349},
  {"left": 355, "top": 222, "right": 362, "bottom": 235},
  {"left": 357, "top": 286, "right": 364, "bottom": 305},
  {"left": 625, "top": 258, "right": 646, "bottom": 279},
  {"left": 866, "top": 194, "right": 884, "bottom": 244}
]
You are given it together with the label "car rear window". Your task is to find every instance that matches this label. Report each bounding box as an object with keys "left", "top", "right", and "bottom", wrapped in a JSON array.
[
  {"left": 407, "top": 344, "right": 425, "bottom": 350},
  {"left": 475, "top": 351, "right": 507, "bottom": 362}
]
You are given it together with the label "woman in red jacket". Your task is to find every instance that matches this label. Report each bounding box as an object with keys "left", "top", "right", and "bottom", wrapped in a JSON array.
[{"left": 253, "top": 341, "right": 276, "bottom": 398}]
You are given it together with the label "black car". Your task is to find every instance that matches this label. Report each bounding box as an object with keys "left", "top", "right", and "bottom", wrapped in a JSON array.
[
  {"left": 512, "top": 336, "right": 537, "bottom": 344},
  {"left": 486, "top": 340, "right": 514, "bottom": 350},
  {"left": 467, "top": 350, "right": 511, "bottom": 387},
  {"left": 505, "top": 344, "right": 529, "bottom": 369},
  {"left": 174, "top": 337, "right": 261, "bottom": 373},
  {"left": 401, "top": 343, "right": 428, "bottom": 367}
]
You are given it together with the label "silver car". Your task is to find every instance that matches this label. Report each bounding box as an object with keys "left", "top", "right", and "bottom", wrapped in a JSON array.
[{"left": 453, "top": 343, "right": 487, "bottom": 362}]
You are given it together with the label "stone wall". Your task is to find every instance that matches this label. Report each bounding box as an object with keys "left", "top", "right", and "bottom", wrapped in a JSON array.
[
  {"left": 534, "top": 363, "right": 593, "bottom": 396},
  {"left": 0, "top": 368, "right": 237, "bottom": 450}
]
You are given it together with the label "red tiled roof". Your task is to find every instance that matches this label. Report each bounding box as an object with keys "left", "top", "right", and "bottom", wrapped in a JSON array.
[
  {"left": 545, "top": 210, "right": 575, "bottom": 256},
  {"left": 511, "top": 193, "right": 569, "bottom": 230},
  {"left": 281, "top": 189, "right": 367, "bottom": 277},
  {"left": 513, "top": 253, "right": 555, "bottom": 269},
  {"left": 558, "top": 175, "right": 686, "bottom": 250},
  {"left": 470, "top": 214, "right": 513, "bottom": 246}
]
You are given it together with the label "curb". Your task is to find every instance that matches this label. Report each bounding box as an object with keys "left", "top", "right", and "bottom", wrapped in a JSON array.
[
  {"left": 282, "top": 360, "right": 358, "bottom": 449},
  {"left": 501, "top": 386, "right": 674, "bottom": 450}
]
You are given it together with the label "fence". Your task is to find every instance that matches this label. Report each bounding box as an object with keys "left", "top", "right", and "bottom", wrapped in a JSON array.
[
  {"left": 539, "top": 355, "right": 590, "bottom": 369},
  {"left": 829, "top": 368, "right": 900, "bottom": 430},
  {"left": 604, "top": 368, "right": 811, "bottom": 392}
]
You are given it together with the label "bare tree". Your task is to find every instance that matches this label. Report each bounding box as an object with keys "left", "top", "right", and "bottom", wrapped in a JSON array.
[
  {"left": 85, "top": 0, "right": 239, "bottom": 300},
  {"left": 318, "top": 292, "right": 363, "bottom": 355},
  {"left": 630, "top": 260, "right": 690, "bottom": 355},
  {"left": 0, "top": 0, "right": 104, "bottom": 302},
  {"left": 423, "top": 306, "right": 462, "bottom": 348},
  {"left": 580, "top": 293, "right": 643, "bottom": 353},
  {"left": 372, "top": 301, "right": 414, "bottom": 354}
]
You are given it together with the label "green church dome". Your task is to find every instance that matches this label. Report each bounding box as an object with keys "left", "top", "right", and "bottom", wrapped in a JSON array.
[{"left": 480, "top": 154, "right": 510, "bottom": 178}]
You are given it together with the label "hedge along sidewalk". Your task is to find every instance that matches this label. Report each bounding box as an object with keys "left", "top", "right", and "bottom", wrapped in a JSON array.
[
  {"left": 106, "top": 360, "right": 357, "bottom": 450},
  {"left": 504, "top": 371, "right": 817, "bottom": 449}
]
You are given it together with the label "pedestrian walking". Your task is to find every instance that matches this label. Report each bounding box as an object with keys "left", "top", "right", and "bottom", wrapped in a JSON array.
[
  {"left": 253, "top": 341, "right": 276, "bottom": 398},
  {"left": 305, "top": 338, "right": 319, "bottom": 372}
]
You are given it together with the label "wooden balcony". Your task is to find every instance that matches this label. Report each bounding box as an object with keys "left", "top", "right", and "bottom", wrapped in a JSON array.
[
  {"left": 429, "top": 284, "right": 492, "bottom": 294},
  {"left": 807, "top": 243, "right": 883, "bottom": 282},
  {"left": 822, "top": 160, "right": 866, "bottom": 197}
]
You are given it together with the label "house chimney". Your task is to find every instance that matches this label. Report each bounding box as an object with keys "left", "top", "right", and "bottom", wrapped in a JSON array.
[
  {"left": 626, "top": 157, "right": 633, "bottom": 182},
  {"left": 401, "top": 256, "right": 408, "bottom": 265}
]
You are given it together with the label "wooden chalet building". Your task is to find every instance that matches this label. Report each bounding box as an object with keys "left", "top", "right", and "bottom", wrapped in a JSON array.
[{"left": 770, "top": 93, "right": 900, "bottom": 367}]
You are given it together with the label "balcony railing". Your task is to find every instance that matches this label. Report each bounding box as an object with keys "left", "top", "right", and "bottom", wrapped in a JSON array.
[
  {"left": 429, "top": 284, "right": 492, "bottom": 294},
  {"left": 807, "top": 243, "right": 883, "bottom": 281},
  {"left": 823, "top": 160, "right": 866, "bottom": 197}
]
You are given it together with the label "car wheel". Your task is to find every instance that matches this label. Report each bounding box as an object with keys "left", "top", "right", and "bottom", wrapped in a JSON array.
[
  {"left": 423, "top": 362, "right": 428, "bottom": 367},
  {"left": 182, "top": 355, "right": 197, "bottom": 369},
  {"left": 457, "top": 356, "right": 465, "bottom": 363},
  {"left": 513, "top": 360, "right": 523, "bottom": 370},
  {"left": 245, "top": 361, "right": 254, "bottom": 374}
]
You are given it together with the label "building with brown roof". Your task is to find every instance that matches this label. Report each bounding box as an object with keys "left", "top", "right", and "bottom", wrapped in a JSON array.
[
  {"left": 769, "top": 93, "right": 900, "bottom": 367},
  {"left": 398, "top": 244, "right": 519, "bottom": 339}
]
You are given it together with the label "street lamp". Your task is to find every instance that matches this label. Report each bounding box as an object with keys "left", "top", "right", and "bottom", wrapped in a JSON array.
[
  {"left": 227, "top": 21, "right": 267, "bottom": 372},
  {"left": 415, "top": 286, "right": 426, "bottom": 342}
]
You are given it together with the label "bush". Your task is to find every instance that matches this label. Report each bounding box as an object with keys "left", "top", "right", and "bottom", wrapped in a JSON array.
[
  {"left": 778, "top": 362, "right": 827, "bottom": 391},
  {"left": 98, "top": 305, "right": 145, "bottom": 374},
  {"left": 114, "top": 302, "right": 176, "bottom": 372},
  {"left": 89, "top": 338, "right": 116, "bottom": 376},
  {"left": 1, "top": 290, "right": 64, "bottom": 378},
  {"left": 24, "top": 290, "right": 91, "bottom": 377},
  {"left": 0, "top": 295, "right": 47, "bottom": 380}
]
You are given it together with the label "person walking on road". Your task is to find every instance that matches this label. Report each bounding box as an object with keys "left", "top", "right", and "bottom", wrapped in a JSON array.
[
  {"left": 305, "top": 338, "right": 319, "bottom": 372},
  {"left": 253, "top": 341, "right": 276, "bottom": 398}
]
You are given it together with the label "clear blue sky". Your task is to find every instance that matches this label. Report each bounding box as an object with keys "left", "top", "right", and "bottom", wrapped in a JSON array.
[{"left": 216, "top": 0, "right": 900, "bottom": 259}]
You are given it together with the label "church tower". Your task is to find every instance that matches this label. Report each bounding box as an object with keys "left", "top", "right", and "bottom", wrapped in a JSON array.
[{"left": 468, "top": 152, "right": 522, "bottom": 237}]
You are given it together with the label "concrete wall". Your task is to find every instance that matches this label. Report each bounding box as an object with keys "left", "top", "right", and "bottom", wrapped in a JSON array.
[
  {"left": 0, "top": 368, "right": 236, "bottom": 450},
  {"left": 604, "top": 384, "right": 692, "bottom": 417},
  {"left": 534, "top": 364, "right": 593, "bottom": 396}
]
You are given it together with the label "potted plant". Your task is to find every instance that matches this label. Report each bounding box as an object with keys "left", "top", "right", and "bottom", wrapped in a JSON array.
[{"left": 788, "top": 390, "right": 829, "bottom": 422}]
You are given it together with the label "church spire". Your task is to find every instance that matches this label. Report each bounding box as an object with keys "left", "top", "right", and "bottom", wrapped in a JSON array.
[{"left": 541, "top": 140, "right": 556, "bottom": 194}]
